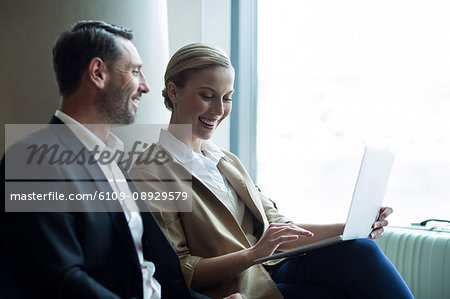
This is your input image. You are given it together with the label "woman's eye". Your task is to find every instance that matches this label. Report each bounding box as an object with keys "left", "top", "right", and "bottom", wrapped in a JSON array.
[
  {"left": 223, "top": 98, "right": 232, "bottom": 102},
  {"left": 201, "top": 94, "right": 213, "bottom": 100}
]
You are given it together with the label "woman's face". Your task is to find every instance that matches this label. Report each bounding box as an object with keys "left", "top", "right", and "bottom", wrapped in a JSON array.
[{"left": 169, "top": 66, "right": 234, "bottom": 144}]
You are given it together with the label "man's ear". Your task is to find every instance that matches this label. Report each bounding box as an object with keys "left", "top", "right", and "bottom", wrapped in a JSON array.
[
  {"left": 88, "top": 57, "right": 109, "bottom": 89},
  {"left": 167, "top": 81, "right": 179, "bottom": 105}
]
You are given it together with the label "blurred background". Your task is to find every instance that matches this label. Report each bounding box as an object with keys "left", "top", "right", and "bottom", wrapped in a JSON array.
[{"left": 1, "top": 0, "right": 449, "bottom": 227}]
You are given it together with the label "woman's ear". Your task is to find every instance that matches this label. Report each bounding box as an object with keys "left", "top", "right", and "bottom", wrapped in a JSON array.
[
  {"left": 167, "top": 81, "right": 179, "bottom": 105},
  {"left": 88, "top": 57, "right": 108, "bottom": 89}
]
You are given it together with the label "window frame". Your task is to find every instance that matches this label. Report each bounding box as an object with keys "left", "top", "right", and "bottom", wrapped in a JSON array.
[{"left": 230, "top": 0, "right": 258, "bottom": 180}]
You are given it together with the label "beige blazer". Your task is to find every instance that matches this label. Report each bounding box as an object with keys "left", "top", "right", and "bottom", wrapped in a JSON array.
[{"left": 130, "top": 145, "right": 290, "bottom": 299}]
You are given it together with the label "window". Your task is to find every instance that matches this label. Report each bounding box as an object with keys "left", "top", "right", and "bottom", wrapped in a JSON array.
[{"left": 257, "top": 0, "right": 450, "bottom": 226}]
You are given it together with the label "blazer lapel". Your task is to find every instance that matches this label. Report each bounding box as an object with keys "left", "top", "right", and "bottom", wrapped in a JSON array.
[
  {"left": 172, "top": 157, "right": 242, "bottom": 223},
  {"left": 217, "top": 158, "right": 266, "bottom": 225},
  {"left": 162, "top": 150, "right": 253, "bottom": 244}
]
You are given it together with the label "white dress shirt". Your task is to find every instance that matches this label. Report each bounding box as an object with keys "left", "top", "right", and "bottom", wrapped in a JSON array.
[
  {"left": 55, "top": 110, "right": 161, "bottom": 299},
  {"left": 158, "top": 129, "right": 228, "bottom": 191}
]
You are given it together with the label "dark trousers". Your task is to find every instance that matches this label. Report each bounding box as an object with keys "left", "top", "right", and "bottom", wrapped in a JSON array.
[{"left": 270, "top": 239, "right": 414, "bottom": 299}]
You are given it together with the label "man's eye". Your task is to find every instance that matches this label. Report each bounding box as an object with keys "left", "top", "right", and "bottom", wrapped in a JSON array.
[
  {"left": 223, "top": 98, "right": 232, "bottom": 102},
  {"left": 132, "top": 70, "right": 139, "bottom": 76}
]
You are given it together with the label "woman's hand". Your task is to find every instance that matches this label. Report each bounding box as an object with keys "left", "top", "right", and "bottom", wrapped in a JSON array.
[
  {"left": 369, "top": 206, "right": 393, "bottom": 239},
  {"left": 191, "top": 222, "right": 313, "bottom": 287},
  {"left": 250, "top": 223, "right": 313, "bottom": 262}
]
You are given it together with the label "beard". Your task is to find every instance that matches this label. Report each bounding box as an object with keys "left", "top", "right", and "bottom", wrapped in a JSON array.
[{"left": 96, "top": 79, "right": 137, "bottom": 125}]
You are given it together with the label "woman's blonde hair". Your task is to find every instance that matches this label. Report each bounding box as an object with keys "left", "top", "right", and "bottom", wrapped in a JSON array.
[{"left": 162, "top": 43, "right": 233, "bottom": 110}]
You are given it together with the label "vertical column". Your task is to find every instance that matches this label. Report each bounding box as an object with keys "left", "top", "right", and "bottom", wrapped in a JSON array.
[{"left": 0, "top": 0, "right": 170, "bottom": 154}]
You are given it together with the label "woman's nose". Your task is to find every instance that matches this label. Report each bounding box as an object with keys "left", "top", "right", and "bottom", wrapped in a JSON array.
[{"left": 211, "top": 99, "right": 224, "bottom": 116}]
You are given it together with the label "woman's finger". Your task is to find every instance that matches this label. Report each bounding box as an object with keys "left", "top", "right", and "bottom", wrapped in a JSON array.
[
  {"left": 372, "top": 219, "right": 389, "bottom": 229},
  {"left": 272, "top": 235, "right": 299, "bottom": 245},
  {"left": 378, "top": 206, "right": 393, "bottom": 220},
  {"left": 370, "top": 227, "right": 384, "bottom": 239},
  {"left": 266, "top": 225, "right": 313, "bottom": 239}
]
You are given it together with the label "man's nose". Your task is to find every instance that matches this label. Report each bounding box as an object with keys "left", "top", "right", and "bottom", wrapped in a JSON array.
[{"left": 139, "top": 72, "right": 150, "bottom": 93}]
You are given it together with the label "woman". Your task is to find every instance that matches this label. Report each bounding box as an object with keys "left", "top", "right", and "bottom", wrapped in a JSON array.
[{"left": 130, "top": 43, "right": 413, "bottom": 299}]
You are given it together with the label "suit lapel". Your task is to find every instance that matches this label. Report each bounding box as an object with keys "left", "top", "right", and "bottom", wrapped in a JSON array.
[
  {"left": 83, "top": 148, "right": 141, "bottom": 270},
  {"left": 50, "top": 116, "right": 141, "bottom": 269},
  {"left": 119, "top": 163, "right": 192, "bottom": 293},
  {"left": 118, "top": 164, "right": 151, "bottom": 213}
]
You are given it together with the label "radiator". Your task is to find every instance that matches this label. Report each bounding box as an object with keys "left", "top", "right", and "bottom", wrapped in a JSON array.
[{"left": 375, "top": 227, "right": 450, "bottom": 299}]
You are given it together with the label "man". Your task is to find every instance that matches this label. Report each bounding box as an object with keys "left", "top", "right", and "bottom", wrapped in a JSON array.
[{"left": 1, "top": 21, "right": 239, "bottom": 299}]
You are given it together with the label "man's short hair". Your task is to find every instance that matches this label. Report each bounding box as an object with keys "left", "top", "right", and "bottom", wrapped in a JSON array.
[{"left": 52, "top": 20, "right": 133, "bottom": 97}]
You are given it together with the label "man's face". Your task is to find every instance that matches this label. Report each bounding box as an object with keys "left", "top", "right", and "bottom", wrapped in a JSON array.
[{"left": 97, "top": 36, "right": 150, "bottom": 125}]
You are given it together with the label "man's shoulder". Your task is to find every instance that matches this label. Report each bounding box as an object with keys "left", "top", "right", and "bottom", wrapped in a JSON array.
[
  {"left": 5, "top": 119, "right": 83, "bottom": 157},
  {"left": 5, "top": 115, "right": 73, "bottom": 148},
  {"left": 2, "top": 121, "right": 91, "bottom": 180},
  {"left": 12, "top": 125, "right": 57, "bottom": 145}
]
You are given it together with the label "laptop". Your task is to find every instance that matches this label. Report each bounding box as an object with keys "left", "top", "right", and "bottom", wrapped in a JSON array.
[{"left": 253, "top": 146, "right": 395, "bottom": 263}]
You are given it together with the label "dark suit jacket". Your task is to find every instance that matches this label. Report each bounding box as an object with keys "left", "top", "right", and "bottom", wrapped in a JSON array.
[{"left": 1, "top": 116, "right": 200, "bottom": 299}]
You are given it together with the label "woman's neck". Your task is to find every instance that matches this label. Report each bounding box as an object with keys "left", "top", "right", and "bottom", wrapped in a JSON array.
[
  {"left": 192, "top": 139, "right": 203, "bottom": 155},
  {"left": 167, "top": 124, "right": 203, "bottom": 154}
]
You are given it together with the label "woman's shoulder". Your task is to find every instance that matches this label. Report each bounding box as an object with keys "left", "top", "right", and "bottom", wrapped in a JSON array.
[
  {"left": 131, "top": 143, "right": 172, "bottom": 167},
  {"left": 129, "top": 143, "right": 188, "bottom": 179}
]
